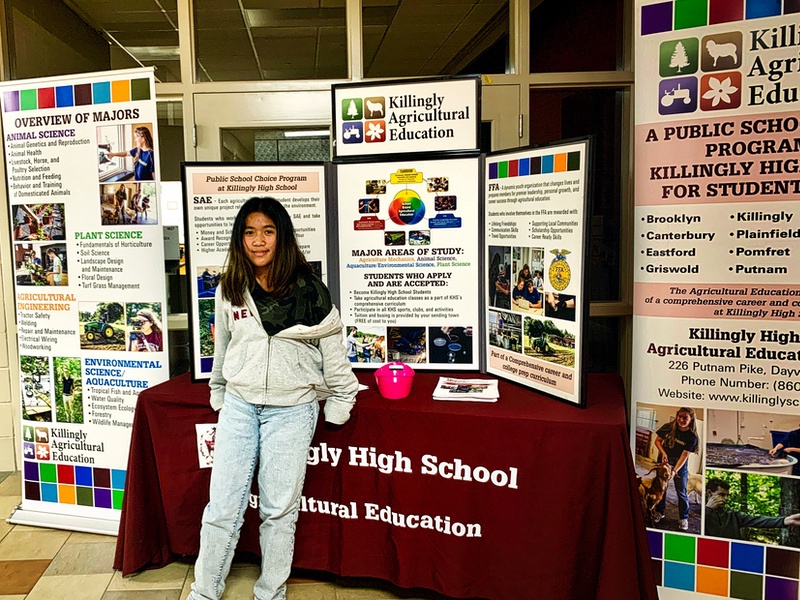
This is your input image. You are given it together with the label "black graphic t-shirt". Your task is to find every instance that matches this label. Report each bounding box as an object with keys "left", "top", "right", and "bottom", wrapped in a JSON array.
[
  {"left": 251, "top": 273, "right": 332, "bottom": 336},
  {"left": 656, "top": 422, "right": 698, "bottom": 464}
]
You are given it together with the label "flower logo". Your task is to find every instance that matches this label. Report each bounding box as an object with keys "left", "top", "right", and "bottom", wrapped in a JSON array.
[
  {"left": 700, "top": 72, "right": 741, "bottom": 111},
  {"left": 702, "top": 76, "right": 737, "bottom": 106},
  {"left": 365, "top": 120, "right": 386, "bottom": 143}
]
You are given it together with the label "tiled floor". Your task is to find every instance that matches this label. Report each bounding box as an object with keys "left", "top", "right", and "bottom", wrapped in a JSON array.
[{"left": 0, "top": 471, "right": 450, "bottom": 600}]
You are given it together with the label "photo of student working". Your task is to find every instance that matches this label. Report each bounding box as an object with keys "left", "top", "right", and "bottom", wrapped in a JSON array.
[
  {"left": 511, "top": 248, "right": 545, "bottom": 315},
  {"left": 98, "top": 124, "right": 156, "bottom": 181},
  {"left": 705, "top": 474, "right": 800, "bottom": 548}
]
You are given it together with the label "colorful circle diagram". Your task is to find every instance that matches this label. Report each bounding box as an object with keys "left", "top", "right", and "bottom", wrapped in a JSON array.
[{"left": 388, "top": 189, "right": 426, "bottom": 225}]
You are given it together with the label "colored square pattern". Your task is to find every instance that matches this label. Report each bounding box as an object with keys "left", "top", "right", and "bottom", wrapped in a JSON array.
[
  {"left": 699, "top": 537, "right": 729, "bottom": 568},
  {"left": 75, "top": 84, "right": 92, "bottom": 106},
  {"left": 22, "top": 461, "right": 126, "bottom": 510},
  {"left": 37, "top": 88, "right": 55, "bottom": 109},
  {"left": 56, "top": 85, "right": 74, "bottom": 107},
  {"left": 710, "top": 0, "right": 744, "bottom": 23},
  {"left": 647, "top": 535, "right": 800, "bottom": 597},
  {"left": 697, "top": 565, "right": 728, "bottom": 596},
  {"left": 131, "top": 78, "right": 151, "bottom": 100},
  {"left": 111, "top": 79, "right": 130, "bottom": 102},
  {"left": 93, "top": 81, "right": 111, "bottom": 104},
  {"left": 57, "top": 464, "right": 75, "bottom": 484},
  {"left": 732, "top": 542, "right": 765, "bottom": 574},
  {"left": 766, "top": 547, "right": 800, "bottom": 579},
  {"left": 730, "top": 570, "right": 762, "bottom": 600},
  {"left": 642, "top": 2, "right": 674, "bottom": 35},
  {"left": 642, "top": 0, "right": 799, "bottom": 34},
  {"left": 746, "top": 0, "right": 781, "bottom": 19},
  {"left": 665, "top": 533, "right": 696, "bottom": 563},
  {"left": 487, "top": 153, "right": 580, "bottom": 180},
  {"left": 20, "top": 89, "right": 37, "bottom": 110},
  {"left": 648, "top": 530, "right": 664, "bottom": 559},
  {"left": 2, "top": 78, "right": 151, "bottom": 112},
  {"left": 665, "top": 561, "right": 695, "bottom": 590},
  {"left": 675, "top": 0, "right": 708, "bottom": 29},
  {"left": 3, "top": 90, "right": 19, "bottom": 111},
  {"left": 765, "top": 576, "right": 798, "bottom": 600}
]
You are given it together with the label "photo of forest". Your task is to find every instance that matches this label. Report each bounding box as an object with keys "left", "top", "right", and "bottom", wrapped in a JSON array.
[{"left": 706, "top": 469, "right": 800, "bottom": 549}]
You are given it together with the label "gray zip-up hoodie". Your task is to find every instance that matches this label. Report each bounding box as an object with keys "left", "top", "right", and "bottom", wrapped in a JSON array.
[{"left": 209, "top": 287, "right": 358, "bottom": 424}]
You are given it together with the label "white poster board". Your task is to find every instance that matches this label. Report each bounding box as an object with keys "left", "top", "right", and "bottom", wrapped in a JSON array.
[
  {"left": 336, "top": 155, "right": 481, "bottom": 369},
  {"left": 484, "top": 140, "right": 591, "bottom": 407},
  {"left": 0, "top": 68, "right": 168, "bottom": 533},
  {"left": 634, "top": 2, "right": 800, "bottom": 596},
  {"left": 182, "top": 163, "right": 329, "bottom": 380},
  {"left": 332, "top": 77, "right": 480, "bottom": 160}
]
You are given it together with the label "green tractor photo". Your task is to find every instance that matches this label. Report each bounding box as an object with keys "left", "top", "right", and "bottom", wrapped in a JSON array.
[
  {"left": 79, "top": 302, "right": 125, "bottom": 350},
  {"left": 84, "top": 319, "right": 115, "bottom": 342}
]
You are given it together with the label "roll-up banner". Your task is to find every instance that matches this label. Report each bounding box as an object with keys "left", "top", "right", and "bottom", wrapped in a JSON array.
[
  {"left": 484, "top": 140, "right": 592, "bottom": 407},
  {"left": 0, "top": 68, "right": 169, "bottom": 533},
  {"left": 635, "top": 3, "right": 800, "bottom": 598},
  {"left": 335, "top": 155, "right": 481, "bottom": 370},
  {"left": 182, "top": 163, "right": 329, "bottom": 380}
]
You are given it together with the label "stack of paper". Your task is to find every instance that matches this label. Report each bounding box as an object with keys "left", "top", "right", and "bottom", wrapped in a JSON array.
[{"left": 433, "top": 377, "right": 499, "bottom": 402}]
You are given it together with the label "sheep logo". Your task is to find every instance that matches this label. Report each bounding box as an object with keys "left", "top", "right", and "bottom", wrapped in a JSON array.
[
  {"left": 700, "top": 33, "right": 742, "bottom": 71},
  {"left": 706, "top": 40, "right": 737, "bottom": 68},
  {"left": 364, "top": 97, "right": 385, "bottom": 118}
]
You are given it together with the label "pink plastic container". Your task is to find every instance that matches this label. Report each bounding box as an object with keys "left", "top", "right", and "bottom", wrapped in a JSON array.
[{"left": 374, "top": 362, "right": 415, "bottom": 399}]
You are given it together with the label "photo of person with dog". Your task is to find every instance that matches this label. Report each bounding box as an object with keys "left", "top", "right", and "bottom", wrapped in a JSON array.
[
  {"left": 99, "top": 182, "right": 158, "bottom": 225},
  {"left": 634, "top": 404, "right": 704, "bottom": 533},
  {"left": 705, "top": 471, "right": 800, "bottom": 548}
]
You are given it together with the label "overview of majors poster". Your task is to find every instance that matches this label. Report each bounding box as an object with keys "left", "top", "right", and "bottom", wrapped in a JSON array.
[
  {"left": 336, "top": 156, "right": 480, "bottom": 369},
  {"left": 182, "top": 163, "right": 329, "bottom": 379},
  {"left": 484, "top": 141, "right": 589, "bottom": 406},
  {"left": 0, "top": 68, "right": 168, "bottom": 530},
  {"left": 634, "top": 3, "right": 800, "bottom": 598}
]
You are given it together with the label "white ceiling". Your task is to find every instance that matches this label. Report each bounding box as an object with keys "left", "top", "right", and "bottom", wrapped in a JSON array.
[{"left": 64, "top": 0, "right": 507, "bottom": 82}]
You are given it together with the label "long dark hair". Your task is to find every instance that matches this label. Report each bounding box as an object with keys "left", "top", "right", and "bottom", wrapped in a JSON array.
[
  {"left": 663, "top": 407, "right": 698, "bottom": 452},
  {"left": 219, "top": 197, "right": 311, "bottom": 306}
]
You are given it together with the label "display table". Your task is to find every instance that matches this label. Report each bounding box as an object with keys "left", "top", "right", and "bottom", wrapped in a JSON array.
[{"left": 114, "top": 371, "right": 657, "bottom": 600}]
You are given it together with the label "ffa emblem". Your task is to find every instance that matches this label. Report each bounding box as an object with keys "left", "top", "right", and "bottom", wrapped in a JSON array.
[{"left": 548, "top": 249, "right": 571, "bottom": 291}]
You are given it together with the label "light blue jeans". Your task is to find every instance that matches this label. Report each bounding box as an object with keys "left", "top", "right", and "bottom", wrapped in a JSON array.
[{"left": 188, "top": 391, "right": 319, "bottom": 600}]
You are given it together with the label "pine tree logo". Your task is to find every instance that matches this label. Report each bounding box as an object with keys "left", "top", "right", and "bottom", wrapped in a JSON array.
[
  {"left": 659, "top": 38, "right": 698, "bottom": 77},
  {"left": 670, "top": 42, "right": 690, "bottom": 73},
  {"left": 342, "top": 98, "right": 362, "bottom": 121}
]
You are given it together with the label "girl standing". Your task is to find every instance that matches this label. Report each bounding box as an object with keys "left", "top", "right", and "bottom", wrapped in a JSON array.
[
  {"left": 188, "top": 197, "right": 358, "bottom": 600},
  {"left": 106, "top": 126, "right": 155, "bottom": 180},
  {"left": 653, "top": 407, "right": 699, "bottom": 531}
]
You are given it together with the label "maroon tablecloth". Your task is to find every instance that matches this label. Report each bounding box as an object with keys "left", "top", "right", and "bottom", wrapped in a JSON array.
[{"left": 114, "top": 371, "right": 657, "bottom": 600}]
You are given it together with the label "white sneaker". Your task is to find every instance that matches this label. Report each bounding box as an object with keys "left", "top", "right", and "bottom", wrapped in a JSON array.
[
  {"left": 679, "top": 519, "right": 689, "bottom": 530},
  {"left": 653, "top": 512, "right": 664, "bottom": 523}
]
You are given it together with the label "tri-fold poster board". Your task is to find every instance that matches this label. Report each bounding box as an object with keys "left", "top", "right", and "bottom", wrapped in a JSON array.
[{"left": 182, "top": 77, "right": 592, "bottom": 407}]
